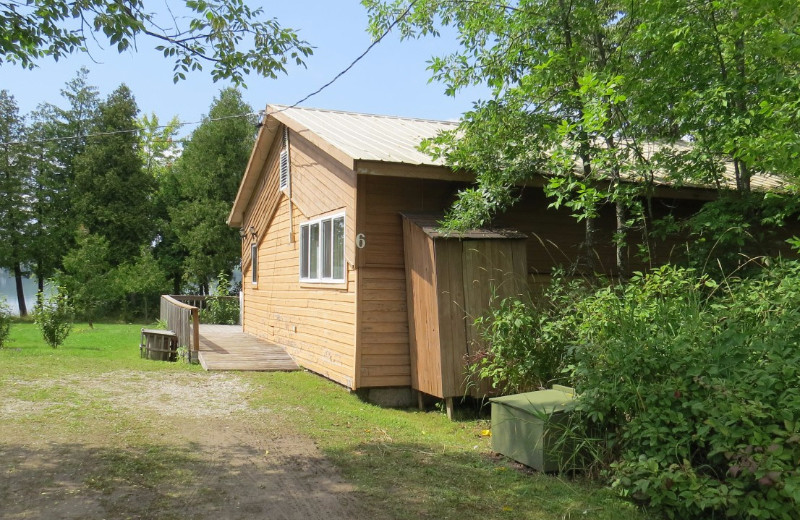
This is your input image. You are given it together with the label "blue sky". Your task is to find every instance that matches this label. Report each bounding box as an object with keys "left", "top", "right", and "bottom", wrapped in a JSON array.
[{"left": 4, "top": 1, "right": 487, "bottom": 135}]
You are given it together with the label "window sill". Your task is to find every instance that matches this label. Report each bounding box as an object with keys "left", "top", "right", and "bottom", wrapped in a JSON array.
[{"left": 300, "top": 281, "right": 348, "bottom": 290}]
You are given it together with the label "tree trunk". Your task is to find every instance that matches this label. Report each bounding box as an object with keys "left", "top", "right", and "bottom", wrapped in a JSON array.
[
  {"left": 615, "top": 200, "right": 628, "bottom": 279},
  {"left": 36, "top": 263, "right": 45, "bottom": 307},
  {"left": 13, "top": 262, "right": 27, "bottom": 317},
  {"left": 584, "top": 216, "right": 597, "bottom": 273}
]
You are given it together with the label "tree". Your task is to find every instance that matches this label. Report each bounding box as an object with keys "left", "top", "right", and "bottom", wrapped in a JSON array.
[
  {"left": 364, "top": 0, "right": 800, "bottom": 275},
  {"left": 57, "top": 228, "right": 113, "bottom": 327},
  {"left": 366, "top": 0, "right": 652, "bottom": 276},
  {"left": 169, "top": 88, "right": 255, "bottom": 290},
  {"left": 627, "top": 0, "right": 800, "bottom": 191},
  {"left": 25, "top": 68, "right": 101, "bottom": 295},
  {"left": 1, "top": 0, "right": 313, "bottom": 85},
  {"left": 139, "top": 112, "right": 187, "bottom": 293},
  {"left": 138, "top": 112, "right": 180, "bottom": 180},
  {"left": 0, "top": 90, "right": 31, "bottom": 315},
  {"left": 115, "top": 248, "right": 169, "bottom": 321},
  {"left": 73, "top": 84, "right": 156, "bottom": 266}
]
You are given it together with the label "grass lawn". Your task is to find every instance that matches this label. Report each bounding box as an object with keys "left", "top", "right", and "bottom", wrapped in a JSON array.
[{"left": 0, "top": 323, "right": 652, "bottom": 519}]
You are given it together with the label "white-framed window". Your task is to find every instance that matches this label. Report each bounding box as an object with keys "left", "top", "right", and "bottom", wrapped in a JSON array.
[
  {"left": 300, "top": 213, "right": 345, "bottom": 283},
  {"left": 251, "top": 242, "right": 258, "bottom": 285},
  {"left": 279, "top": 127, "right": 290, "bottom": 192}
]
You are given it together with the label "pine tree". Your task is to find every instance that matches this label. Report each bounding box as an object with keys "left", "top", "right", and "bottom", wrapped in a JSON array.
[
  {"left": 73, "top": 85, "right": 155, "bottom": 266},
  {"left": 0, "top": 90, "right": 31, "bottom": 315},
  {"left": 169, "top": 88, "right": 255, "bottom": 290}
]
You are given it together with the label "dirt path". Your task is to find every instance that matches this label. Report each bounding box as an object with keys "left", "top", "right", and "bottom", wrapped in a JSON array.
[{"left": 0, "top": 371, "right": 378, "bottom": 519}]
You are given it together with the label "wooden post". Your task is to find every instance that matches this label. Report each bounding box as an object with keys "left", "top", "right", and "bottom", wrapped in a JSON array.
[
  {"left": 417, "top": 390, "right": 425, "bottom": 411},
  {"left": 445, "top": 397, "right": 454, "bottom": 421},
  {"left": 191, "top": 306, "right": 200, "bottom": 358}
]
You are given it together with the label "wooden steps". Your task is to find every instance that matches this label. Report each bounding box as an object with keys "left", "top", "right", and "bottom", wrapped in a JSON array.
[{"left": 198, "top": 325, "right": 299, "bottom": 372}]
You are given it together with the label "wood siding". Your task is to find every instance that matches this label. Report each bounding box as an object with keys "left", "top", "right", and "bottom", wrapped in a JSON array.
[
  {"left": 240, "top": 125, "right": 358, "bottom": 389},
  {"left": 356, "top": 176, "right": 463, "bottom": 388},
  {"left": 403, "top": 216, "right": 528, "bottom": 399}
]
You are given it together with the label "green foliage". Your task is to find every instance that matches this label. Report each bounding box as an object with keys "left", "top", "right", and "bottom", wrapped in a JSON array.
[
  {"left": 73, "top": 84, "right": 155, "bottom": 266},
  {"left": 33, "top": 289, "right": 74, "bottom": 348},
  {"left": 169, "top": 88, "right": 255, "bottom": 289},
  {"left": 58, "top": 229, "right": 115, "bottom": 325},
  {"left": 680, "top": 193, "right": 800, "bottom": 273},
  {"left": 0, "top": 297, "right": 11, "bottom": 348},
  {"left": 201, "top": 272, "right": 239, "bottom": 325},
  {"left": 366, "top": 0, "right": 800, "bottom": 274},
  {"left": 471, "top": 272, "right": 589, "bottom": 393},
  {"left": 0, "top": 0, "right": 312, "bottom": 85},
  {"left": 115, "top": 248, "right": 170, "bottom": 321},
  {"left": 557, "top": 263, "right": 800, "bottom": 519}
]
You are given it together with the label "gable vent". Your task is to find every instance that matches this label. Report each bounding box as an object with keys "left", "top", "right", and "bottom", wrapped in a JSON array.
[{"left": 279, "top": 127, "right": 290, "bottom": 192}]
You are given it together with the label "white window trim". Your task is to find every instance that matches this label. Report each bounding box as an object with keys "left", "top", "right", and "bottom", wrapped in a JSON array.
[{"left": 299, "top": 212, "right": 346, "bottom": 284}]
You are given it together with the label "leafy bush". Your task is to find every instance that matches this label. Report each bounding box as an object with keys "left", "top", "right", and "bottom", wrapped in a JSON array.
[
  {"left": 562, "top": 263, "right": 800, "bottom": 519},
  {"left": 201, "top": 272, "right": 239, "bottom": 325},
  {"left": 33, "top": 289, "right": 74, "bottom": 348},
  {"left": 0, "top": 298, "right": 11, "bottom": 348},
  {"left": 470, "top": 271, "right": 589, "bottom": 393}
]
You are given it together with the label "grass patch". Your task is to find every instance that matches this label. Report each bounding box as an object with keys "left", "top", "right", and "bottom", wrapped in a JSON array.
[
  {"left": 0, "top": 323, "right": 652, "bottom": 519},
  {"left": 245, "top": 371, "right": 651, "bottom": 520},
  {"left": 0, "top": 322, "right": 201, "bottom": 378}
]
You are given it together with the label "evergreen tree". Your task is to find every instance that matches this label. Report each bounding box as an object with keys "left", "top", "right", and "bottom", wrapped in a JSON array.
[
  {"left": 73, "top": 85, "right": 155, "bottom": 266},
  {"left": 170, "top": 88, "right": 255, "bottom": 291},
  {"left": 0, "top": 90, "right": 31, "bottom": 315}
]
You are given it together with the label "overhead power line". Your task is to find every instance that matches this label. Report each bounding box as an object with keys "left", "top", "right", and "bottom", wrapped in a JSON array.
[{"left": 0, "top": 0, "right": 419, "bottom": 148}]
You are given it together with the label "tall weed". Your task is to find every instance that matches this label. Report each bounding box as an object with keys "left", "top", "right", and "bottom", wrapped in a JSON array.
[{"left": 200, "top": 272, "right": 239, "bottom": 325}]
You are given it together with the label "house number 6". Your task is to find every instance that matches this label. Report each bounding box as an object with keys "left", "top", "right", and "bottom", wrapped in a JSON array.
[{"left": 356, "top": 233, "right": 366, "bottom": 249}]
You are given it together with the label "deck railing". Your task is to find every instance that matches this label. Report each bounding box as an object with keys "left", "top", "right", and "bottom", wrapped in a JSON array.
[
  {"left": 167, "top": 294, "right": 239, "bottom": 312},
  {"left": 160, "top": 295, "right": 200, "bottom": 359}
]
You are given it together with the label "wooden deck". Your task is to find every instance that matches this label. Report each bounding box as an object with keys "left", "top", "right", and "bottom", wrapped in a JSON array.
[{"left": 198, "top": 324, "right": 299, "bottom": 372}]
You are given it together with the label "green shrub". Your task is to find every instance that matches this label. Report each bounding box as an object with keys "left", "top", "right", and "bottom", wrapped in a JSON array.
[
  {"left": 0, "top": 298, "right": 11, "bottom": 348},
  {"left": 563, "top": 263, "right": 800, "bottom": 519},
  {"left": 469, "top": 270, "right": 589, "bottom": 394},
  {"left": 33, "top": 289, "right": 74, "bottom": 348},
  {"left": 201, "top": 272, "right": 239, "bottom": 325}
]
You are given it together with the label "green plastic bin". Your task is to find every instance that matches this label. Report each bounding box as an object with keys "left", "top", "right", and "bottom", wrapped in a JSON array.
[{"left": 489, "top": 386, "right": 576, "bottom": 472}]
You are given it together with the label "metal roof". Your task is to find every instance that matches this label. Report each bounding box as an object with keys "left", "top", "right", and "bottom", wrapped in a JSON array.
[
  {"left": 268, "top": 104, "right": 459, "bottom": 166},
  {"left": 267, "top": 105, "right": 785, "bottom": 192},
  {"left": 231, "top": 105, "right": 790, "bottom": 226}
]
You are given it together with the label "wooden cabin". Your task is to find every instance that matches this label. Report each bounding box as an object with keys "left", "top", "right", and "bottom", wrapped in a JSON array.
[{"left": 227, "top": 105, "right": 786, "bottom": 399}]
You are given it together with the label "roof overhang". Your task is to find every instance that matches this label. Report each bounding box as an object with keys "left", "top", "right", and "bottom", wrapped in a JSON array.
[{"left": 228, "top": 110, "right": 277, "bottom": 228}]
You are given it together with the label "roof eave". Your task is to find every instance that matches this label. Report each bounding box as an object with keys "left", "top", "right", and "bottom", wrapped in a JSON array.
[
  {"left": 228, "top": 108, "right": 277, "bottom": 228},
  {"left": 354, "top": 159, "right": 474, "bottom": 181}
]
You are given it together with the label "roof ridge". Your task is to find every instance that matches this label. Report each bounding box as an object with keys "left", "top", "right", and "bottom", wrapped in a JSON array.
[{"left": 267, "top": 104, "right": 460, "bottom": 125}]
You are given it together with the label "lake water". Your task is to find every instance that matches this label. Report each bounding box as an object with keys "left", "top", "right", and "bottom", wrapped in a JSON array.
[{"left": 0, "top": 269, "right": 40, "bottom": 315}]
